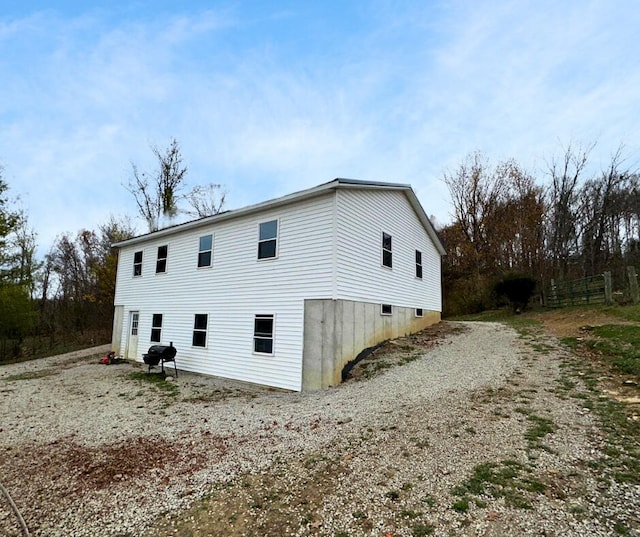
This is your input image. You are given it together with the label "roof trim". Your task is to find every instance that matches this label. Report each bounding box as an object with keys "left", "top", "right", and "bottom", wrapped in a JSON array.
[{"left": 113, "top": 178, "right": 445, "bottom": 255}]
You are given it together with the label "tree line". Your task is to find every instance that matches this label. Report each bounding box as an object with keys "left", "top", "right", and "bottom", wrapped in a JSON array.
[
  {"left": 0, "top": 139, "right": 226, "bottom": 361},
  {"left": 440, "top": 143, "right": 640, "bottom": 316},
  {"left": 2, "top": 138, "right": 637, "bottom": 358}
]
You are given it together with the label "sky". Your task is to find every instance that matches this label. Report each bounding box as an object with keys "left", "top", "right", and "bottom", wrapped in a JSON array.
[{"left": 1, "top": 0, "right": 639, "bottom": 253}]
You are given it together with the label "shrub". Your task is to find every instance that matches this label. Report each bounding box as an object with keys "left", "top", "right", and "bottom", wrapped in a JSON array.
[{"left": 494, "top": 274, "right": 537, "bottom": 313}]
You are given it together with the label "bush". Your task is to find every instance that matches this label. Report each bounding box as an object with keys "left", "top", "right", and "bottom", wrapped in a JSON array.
[{"left": 494, "top": 274, "right": 537, "bottom": 313}]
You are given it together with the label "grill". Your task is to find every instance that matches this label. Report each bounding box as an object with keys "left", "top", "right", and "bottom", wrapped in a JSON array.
[{"left": 142, "top": 342, "right": 178, "bottom": 377}]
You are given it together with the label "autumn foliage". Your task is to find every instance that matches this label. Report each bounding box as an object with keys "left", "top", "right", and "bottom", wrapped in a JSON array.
[{"left": 441, "top": 145, "right": 639, "bottom": 316}]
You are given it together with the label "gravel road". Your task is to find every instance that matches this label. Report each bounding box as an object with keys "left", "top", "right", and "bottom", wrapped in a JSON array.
[{"left": 0, "top": 322, "right": 638, "bottom": 536}]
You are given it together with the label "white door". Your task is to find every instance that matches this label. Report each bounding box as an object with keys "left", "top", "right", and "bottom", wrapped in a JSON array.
[{"left": 125, "top": 311, "right": 140, "bottom": 360}]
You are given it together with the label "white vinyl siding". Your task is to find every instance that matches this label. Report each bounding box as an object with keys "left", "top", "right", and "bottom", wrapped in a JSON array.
[
  {"left": 113, "top": 185, "right": 443, "bottom": 391},
  {"left": 335, "top": 189, "right": 442, "bottom": 312},
  {"left": 114, "top": 193, "right": 335, "bottom": 391}
]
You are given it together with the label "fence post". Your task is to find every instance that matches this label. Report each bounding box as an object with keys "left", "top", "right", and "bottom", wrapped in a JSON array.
[
  {"left": 604, "top": 271, "right": 613, "bottom": 305},
  {"left": 628, "top": 266, "right": 639, "bottom": 304},
  {"left": 584, "top": 276, "right": 590, "bottom": 304},
  {"left": 549, "top": 279, "right": 557, "bottom": 307},
  {"left": 569, "top": 280, "right": 574, "bottom": 306}
]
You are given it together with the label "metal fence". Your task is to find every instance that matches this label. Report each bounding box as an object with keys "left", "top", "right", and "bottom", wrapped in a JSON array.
[
  {"left": 546, "top": 273, "right": 610, "bottom": 308},
  {"left": 546, "top": 266, "right": 639, "bottom": 308}
]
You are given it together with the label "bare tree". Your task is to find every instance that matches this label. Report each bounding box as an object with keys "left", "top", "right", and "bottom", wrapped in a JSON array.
[
  {"left": 185, "top": 183, "right": 227, "bottom": 218},
  {"left": 126, "top": 138, "right": 188, "bottom": 231},
  {"left": 544, "top": 142, "right": 594, "bottom": 279}
]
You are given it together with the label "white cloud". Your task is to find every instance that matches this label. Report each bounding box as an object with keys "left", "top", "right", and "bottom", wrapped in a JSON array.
[{"left": 1, "top": 0, "right": 639, "bottom": 254}]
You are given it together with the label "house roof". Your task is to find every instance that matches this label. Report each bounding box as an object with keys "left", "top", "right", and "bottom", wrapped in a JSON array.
[{"left": 113, "top": 178, "right": 446, "bottom": 255}]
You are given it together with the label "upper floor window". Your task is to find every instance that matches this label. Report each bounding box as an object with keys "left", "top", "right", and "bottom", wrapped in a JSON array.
[
  {"left": 415, "top": 250, "right": 423, "bottom": 279},
  {"left": 156, "top": 245, "right": 168, "bottom": 273},
  {"left": 258, "top": 220, "right": 278, "bottom": 259},
  {"left": 133, "top": 251, "right": 143, "bottom": 277},
  {"left": 192, "top": 314, "right": 208, "bottom": 347},
  {"left": 198, "top": 235, "right": 213, "bottom": 268},
  {"left": 254, "top": 314, "right": 274, "bottom": 354},
  {"left": 382, "top": 232, "right": 392, "bottom": 268},
  {"left": 151, "top": 314, "right": 163, "bottom": 342}
]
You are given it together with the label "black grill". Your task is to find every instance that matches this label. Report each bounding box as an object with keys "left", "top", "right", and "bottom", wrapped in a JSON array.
[{"left": 142, "top": 342, "right": 178, "bottom": 377}]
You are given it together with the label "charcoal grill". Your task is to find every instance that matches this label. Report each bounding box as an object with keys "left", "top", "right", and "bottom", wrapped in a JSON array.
[{"left": 142, "top": 342, "right": 178, "bottom": 377}]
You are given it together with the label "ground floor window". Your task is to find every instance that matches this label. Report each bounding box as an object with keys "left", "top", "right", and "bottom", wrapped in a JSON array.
[
  {"left": 192, "top": 314, "right": 208, "bottom": 347},
  {"left": 381, "top": 304, "right": 393, "bottom": 315},
  {"left": 150, "top": 314, "right": 162, "bottom": 342},
  {"left": 416, "top": 308, "right": 424, "bottom": 317},
  {"left": 254, "top": 314, "right": 274, "bottom": 354}
]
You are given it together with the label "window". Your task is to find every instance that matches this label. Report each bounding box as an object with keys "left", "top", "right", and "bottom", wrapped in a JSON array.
[
  {"left": 258, "top": 220, "right": 278, "bottom": 259},
  {"left": 133, "top": 251, "right": 143, "bottom": 277},
  {"left": 381, "top": 304, "right": 393, "bottom": 316},
  {"left": 382, "top": 232, "right": 392, "bottom": 268},
  {"left": 198, "top": 235, "right": 213, "bottom": 268},
  {"left": 192, "top": 314, "right": 208, "bottom": 347},
  {"left": 130, "top": 312, "right": 139, "bottom": 336},
  {"left": 156, "top": 245, "right": 168, "bottom": 273},
  {"left": 416, "top": 308, "right": 424, "bottom": 317},
  {"left": 254, "top": 314, "right": 274, "bottom": 354},
  {"left": 415, "top": 250, "right": 423, "bottom": 279},
  {"left": 150, "top": 314, "right": 163, "bottom": 342}
]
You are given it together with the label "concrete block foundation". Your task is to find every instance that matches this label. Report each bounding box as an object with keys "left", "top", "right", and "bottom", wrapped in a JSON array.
[{"left": 302, "top": 299, "right": 440, "bottom": 391}]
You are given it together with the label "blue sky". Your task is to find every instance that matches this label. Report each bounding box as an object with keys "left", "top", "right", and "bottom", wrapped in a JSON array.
[{"left": 1, "top": 1, "right": 639, "bottom": 252}]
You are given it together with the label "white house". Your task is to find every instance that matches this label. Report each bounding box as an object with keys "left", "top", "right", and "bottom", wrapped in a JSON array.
[{"left": 111, "top": 179, "right": 445, "bottom": 391}]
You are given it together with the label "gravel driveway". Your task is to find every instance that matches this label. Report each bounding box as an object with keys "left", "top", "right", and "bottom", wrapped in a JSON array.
[{"left": 1, "top": 322, "right": 638, "bottom": 536}]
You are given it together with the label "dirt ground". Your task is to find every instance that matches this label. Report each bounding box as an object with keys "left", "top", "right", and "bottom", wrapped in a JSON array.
[{"left": 527, "top": 308, "right": 639, "bottom": 338}]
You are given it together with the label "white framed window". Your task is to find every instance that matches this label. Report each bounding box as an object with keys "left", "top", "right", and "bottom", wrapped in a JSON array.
[
  {"left": 192, "top": 314, "right": 208, "bottom": 347},
  {"left": 382, "top": 232, "right": 392, "bottom": 268},
  {"left": 381, "top": 304, "right": 393, "bottom": 316},
  {"left": 253, "top": 314, "right": 274, "bottom": 354},
  {"left": 150, "top": 314, "right": 163, "bottom": 342},
  {"left": 156, "top": 245, "right": 168, "bottom": 273},
  {"left": 133, "top": 251, "right": 143, "bottom": 277},
  {"left": 258, "top": 220, "right": 278, "bottom": 260},
  {"left": 415, "top": 250, "right": 423, "bottom": 279},
  {"left": 130, "top": 312, "right": 139, "bottom": 336},
  {"left": 198, "top": 235, "right": 213, "bottom": 268},
  {"left": 415, "top": 308, "right": 424, "bottom": 318}
]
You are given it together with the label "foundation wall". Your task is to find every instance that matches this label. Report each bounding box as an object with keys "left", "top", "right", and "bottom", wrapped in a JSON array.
[{"left": 302, "top": 299, "right": 440, "bottom": 391}]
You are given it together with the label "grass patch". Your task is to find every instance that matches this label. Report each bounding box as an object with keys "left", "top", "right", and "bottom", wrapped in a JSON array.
[
  {"left": 451, "top": 496, "right": 470, "bottom": 513},
  {"left": 412, "top": 522, "right": 435, "bottom": 536},
  {"left": 605, "top": 303, "right": 640, "bottom": 323},
  {"left": 525, "top": 414, "right": 556, "bottom": 450},
  {"left": 590, "top": 397, "right": 640, "bottom": 484},
  {"left": 3, "top": 368, "right": 58, "bottom": 381},
  {"left": 421, "top": 495, "right": 437, "bottom": 508},
  {"left": 586, "top": 325, "right": 640, "bottom": 376},
  {"left": 555, "top": 340, "right": 640, "bottom": 487},
  {"left": 128, "top": 371, "right": 179, "bottom": 397},
  {"left": 451, "top": 460, "right": 545, "bottom": 510}
]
